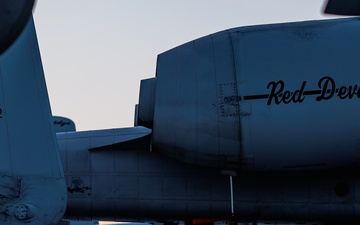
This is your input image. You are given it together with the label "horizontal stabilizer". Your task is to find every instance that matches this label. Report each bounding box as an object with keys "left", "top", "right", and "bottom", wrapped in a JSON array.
[
  {"left": 56, "top": 126, "right": 152, "bottom": 151},
  {"left": 89, "top": 133, "right": 150, "bottom": 151},
  {"left": 88, "top": 126, "right": 151, "bottom": 151}
]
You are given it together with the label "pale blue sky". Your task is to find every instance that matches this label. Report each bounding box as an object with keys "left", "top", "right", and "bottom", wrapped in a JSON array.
[{"left": 32, "top": 1, "right": 341, "bottom": 131}]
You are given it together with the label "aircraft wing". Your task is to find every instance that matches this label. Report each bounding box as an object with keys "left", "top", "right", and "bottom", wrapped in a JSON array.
[{"left": 57, "top": 126, "right": 152, "bottom": 152}]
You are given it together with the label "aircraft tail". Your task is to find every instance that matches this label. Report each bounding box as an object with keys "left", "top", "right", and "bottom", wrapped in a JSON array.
[
  {"left": 53, "top": 116, "right": 76, "bottom": 133},
  {"left": 0, "top": 16, "right": 67, "bottom": 224}
]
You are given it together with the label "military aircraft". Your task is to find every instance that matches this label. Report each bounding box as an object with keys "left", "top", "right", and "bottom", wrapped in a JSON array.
[
  {"left": 3, "top": 1, "right": 360, "bottom": 225},
  {"left": 58, "top": 16, "right": 360, "bottom": 225}
]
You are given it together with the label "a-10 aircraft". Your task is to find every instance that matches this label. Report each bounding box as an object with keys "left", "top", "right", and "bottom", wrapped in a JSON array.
[{"left": 2, "top": 0, "right": 360, "bottom": 225}]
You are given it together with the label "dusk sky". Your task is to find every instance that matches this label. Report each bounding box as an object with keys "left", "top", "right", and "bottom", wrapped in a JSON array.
[{"left": 32, "top": 1, "right": 343, "bottom": 131}]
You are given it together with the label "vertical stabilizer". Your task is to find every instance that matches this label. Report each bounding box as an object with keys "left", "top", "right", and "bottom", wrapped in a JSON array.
[{"left": 0, "top": 16, "right": 67, "bottom": 224}]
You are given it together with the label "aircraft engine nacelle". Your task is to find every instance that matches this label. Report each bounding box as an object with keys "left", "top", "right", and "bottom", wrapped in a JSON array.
[{"left": 137, "top": 18, "right": 360, "bottom": 171}]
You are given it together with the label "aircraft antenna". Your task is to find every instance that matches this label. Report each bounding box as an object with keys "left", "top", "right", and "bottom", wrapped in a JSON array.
[{"left": 221, "top": 170, "right": 237, "bottom": 223}]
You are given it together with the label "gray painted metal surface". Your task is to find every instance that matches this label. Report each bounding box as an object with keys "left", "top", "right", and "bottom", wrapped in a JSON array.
[
  {"left": 0, "top": 17, "right": 66, "bottom": 224},
  {"left": 138, "top": 78, "right": 156, "bottom": 128},
  {"left": 59, "top": 127, "right": 360, "bottom": 224},
  {"left": 3, "top": 13, "right": 360, "bottom": 224},
  {"left": 324, "top": 0, "right": 360, "bottom": 15},
  {"left": 59, "top": 18, "right": 360, "bottom": 224},
  {"left": 0, "top": 0, "right": 35, "bottom": 54},
  {"left": 141, "top": 18, "right": 360, "bottom": 171}
]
